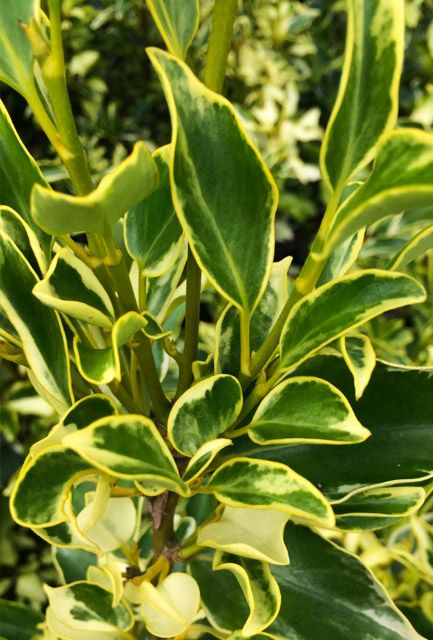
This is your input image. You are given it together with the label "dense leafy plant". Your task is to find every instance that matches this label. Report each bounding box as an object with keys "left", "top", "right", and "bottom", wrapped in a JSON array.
[{"left": 1, "top": 0, "right": 433, "bottom": 638}]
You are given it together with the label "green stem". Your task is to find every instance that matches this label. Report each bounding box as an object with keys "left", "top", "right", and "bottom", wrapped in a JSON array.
[
  {"left": 203, "top": 0, "right": 239, "bottom": 93},
  {"left": 176, "top": 249, "right": 201, "bottom": 398},
  {"left": 135, "top": 339, "right": 171, "bottom": 424},
  {"left": 239, "top": 311, "right": 251, "bottom": 377},
  {"left": 247, "top": 188, "right": 342, "bottom": 382},
  {"left": 44, "top": 0, "right": 93, "bottom": 195}
]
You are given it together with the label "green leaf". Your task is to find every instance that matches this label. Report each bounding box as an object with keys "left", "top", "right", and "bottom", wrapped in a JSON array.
[
  {"left": 197, "top": 505, "right": 290, "bottom": 565},
  {"left": 320, "top": 0, "right": 404, "bottom": 192},
  {"left": 31, "top": 142, "right": 159, "bottom": 235},
  {"left": 190, "top": 555, "right": 250, "bottom": 633},
  {"left": 0, "top": 599, "right": 43, "bottom": 640},
  {"left": 0, "top": 205, "right": 44, "bottom": 274},
  {"left": 326, "top": 129, "right": 433, "bottom": 251},
  {"left": 270, "top": 523, "right": 423, "bottom": 640},
  {"left": 124, "top": 145, "right": 183, "bottom": 277},
  {"left": 0, "top": 0, "right": 39, "bottom": 95},
  {"left": 33, "top": 247, "right": 115, "bottom": 328},
  {"left": 389, "top": 223, "right": 433, "bottom": 270},
  {"left": 246, "top": 376, "right": 370, "bottom": 445},
  {"left": 204, "top": 457, "right": 334, "bottom": 527},
  {"left": 334, "top": 486, "right": 426, "bottom": 531},
  {"left": 230, "top": 357, "right": 433, "bottom": 501},
  {"left": 168, "top": 375, "right": 242, "bottom": 456},
  {"left": 11, "top": 446, "right": 94, "bottom": 527},
  {"left": 147, "top": 249, "right": 187, "bottom": 321},
  {"left": 54, "top": 547, "right": 97, "bottom": 583},
  {"left": 74, "top": 310, "right": 170, "bottom": 385},
  {"left": 279, "top": 270, "right": 425, "bottom": 372},
  {"left": 340, "top": 333, "right": 376, "bottom": 399},
  {"left": 183, "top": 438, "right": 233, "bottom": 484},
  {"left": 214, "top": 552, "right": 281, "bottom": 637},
  {"left": 146, "top": 0, "right": 199, "bottom": 59},
  {"left": 45, "top": 581, "right": 133, "bottom": 638},
  {"left": 63, "top": 414, "right": 188, "bottom": 496},
  {"left": 0, "top": 102, "right": 50, "bottom": 263},
  {"left": 0, "top": 230, "right": 73, "bottom": 412},
  {"left": 318, "top": 229, "right": 364, "bottom": 285},
  {"left": 148, "top": 48, "right": 278, "bottom": 315}
]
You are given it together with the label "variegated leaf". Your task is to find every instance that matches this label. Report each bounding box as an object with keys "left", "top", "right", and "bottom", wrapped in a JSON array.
[
  {"left": 388, "top": 223, "right": 433, "bottom": 270},
  {"left": 340, "top": 333, "right": 376, "bottom": 400},
  {"left": 146, "top": 0, "right": 199, "bottom": 59},
  {"left": 183, "top": 438, "right": 233, "bottom": 484}
]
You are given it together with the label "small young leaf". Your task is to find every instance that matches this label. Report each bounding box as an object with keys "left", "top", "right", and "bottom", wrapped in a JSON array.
[
  {"left": 183, "top": 438, "right": 233, "bottom": 484},
  {"left": 146, "top": 0, "right": 199, "bottom": 60},
  {"left": 33, "top": 247, "right": 115, "bottom": 328},
  {"left": 214, "top": 552, "right": 281, "bottom": 637},
  {"left": 63, "top": 414, "right": 188, "bottom": 496},
  {"left": 197, "top": 506, "right": 290, "bottom": 565},
  {"left": 326, "top": 129, "right": 433, "bottom": 251},
  {"left": 0, "top": 205, "right": 45, "bottom": 274},
  {"left": 279, "top": 270, "right": 425, "bottom": 372},
  {"left": 148, "top": 48, "right": 278, "bottom": 316},
  {"left": 340, "top": 333, "right": 376, "bottom": 400},
  {"left": 168, "top": 374, "right": 243, "bottom": 456},
  {"left": 204, "top": 457, "right": 334, "bottom": 527},
  {"left": 124, "top": 145, "right": 183, "bottom": 277},
  {"left": 320, "top": 0, "right": 404, "bottom": 192},
  {"left": 31, "top": 142, "right": 158, "bottom": 235},
  {"left": 247, "top": 376, "right": 370, "bottom": 445},
  {"left": 0, "top": 230, "right": 73, "bottom": 412}
]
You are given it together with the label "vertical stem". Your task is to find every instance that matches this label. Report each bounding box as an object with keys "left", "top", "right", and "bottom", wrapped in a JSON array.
[
  {"left": 239, "top": 311, "right": 251, "bottom": 377},
  {"left": 45, "top": 0, "right": 93, "bottom": 195},
  {"left": 176, "top": 249, "right": 201, "bottom": 398},
  {"left": 203, "top": 0, "right": 239, "bottom": 93}
]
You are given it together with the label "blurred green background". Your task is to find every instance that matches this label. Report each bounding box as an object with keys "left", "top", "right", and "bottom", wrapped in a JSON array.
[{"left": 1, "top": 0, "right": 433, "bottom": 626}]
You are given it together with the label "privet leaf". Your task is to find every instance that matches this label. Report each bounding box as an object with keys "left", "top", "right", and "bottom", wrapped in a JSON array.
[
  {"left": 63, "top": 414, "right": 188, "bottom": 496},
  {"left": 11, "top": 446, "right": 94, "bottom": 527},
  {"left": 31, "top": 142, "right": 159, "bottom": 235},
  {"left": 320, "top": 0, "right": 404, "bottom": 192},
  {"left": 326, "top": 129, "right": 433, "bottom": 251},
  {"left": 246, "top": 376, "right": 370, "bottom": 445},
  {"left": 279, "top": 270, "right": 425, "bottom": 372},
  {"left": 0, "top": 230, "right": 73, "bottom": 411},
  {"left": 0, "top": 101, "right": 51, "bottom": 262},
  {"left": 168, "top": 374, "right": 242, "bottom": 456},
  {"left": 33, "top": 247, "right": 115, "bottom": 328},
  {"left": 231, "top": 357, "right": 433, "bottom": 500},
  {"left": 271, "top": 523, "right": 424, "bottom": 640},
  {"left": 197, "top": 506, "right": 290, "bottom": 565},
  {"left": 148, "top": 48, "right": 278, "bottom": 315},
  {"left": 388, "top": 222, "right": 433, "bottom": 270},
  {"left": 214, "top": 552, "right": 281, "bottom": 637},
  {"left": 146, "top": 0, "right": 199, "bottom": 60},
  {"left": 340, "top": 333, "right": 376, "bottom": 399},
  {"left": 204, "top": 457, "right": 334, "bottom": 527},
  {"left": 124, "top": 145, "right": 183, "bottom": 277}
]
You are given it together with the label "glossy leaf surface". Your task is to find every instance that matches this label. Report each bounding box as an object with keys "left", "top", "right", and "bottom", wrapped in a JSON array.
[
  {"left": 327, "top": 129, "right": 433, "bottom": 250},
  {"left": 279, "top": 270, "right": 425, "bottom": 372},
  {"left": 63, "top": 415, "right": 188, "bottom": 495},
  {"left": 0, "top": 0, "right": 39, "bottom": 94},
  {"left": 205, "top": 457, "right": 334, "bottom": 527},
  {"left": 146, "top": 0, "right": 199, "bottom": 59},
  {"left": 389, "top": 223, "right": 433, "bottom": 270},
  {"left": 246, "top": 376, "right": 370, "bottom": 445},
  {"left": 271, "top": 523, "right": 423, "bottom": 639},
  {"left": 148, "top": 48, "right": 278, "bottom": 314},
  {"left": 0, "top": 230, "right": 72, "bottom": 411},
  {"left": 340, "top": 333, "right": 376, "bottom": 399},
  {"left": 168, "top": 374, "right": 242, "bottom": 455},
  {"left": 320, "top": 0, "right": 403, "bottom": 192}
]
